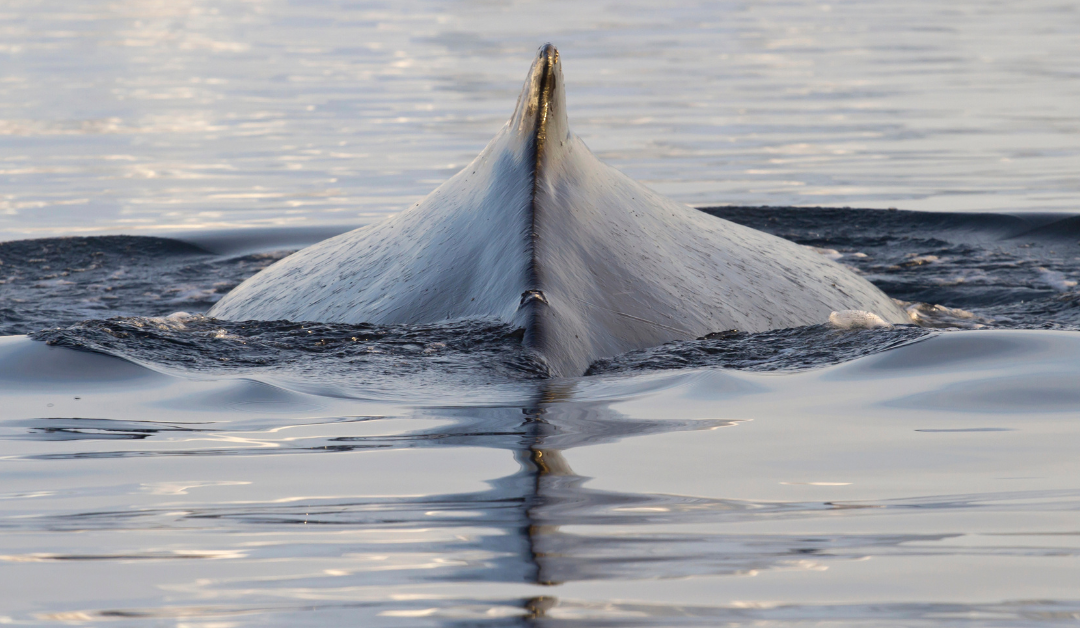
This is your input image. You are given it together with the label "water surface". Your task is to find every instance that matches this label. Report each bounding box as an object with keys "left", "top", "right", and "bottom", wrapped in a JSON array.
[
  {"left": 3, "top": 0, "right": 1079, "bottom": 241},
  {"left": 3, "top": 207, "right": 1080, "bottom": 625},
  {"left": 3, "top": 328, "right": 1080, "bottom": 625},
  {"left": 3, "top": 1, "right": 1080, "bottom": 625}
]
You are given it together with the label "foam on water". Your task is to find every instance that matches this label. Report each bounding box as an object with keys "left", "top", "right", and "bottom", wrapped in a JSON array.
[{"left": 827, "top": 310, "right": 894, "bottom": 330}]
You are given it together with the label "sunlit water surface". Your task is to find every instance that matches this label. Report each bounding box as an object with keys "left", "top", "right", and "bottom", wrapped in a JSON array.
[
  {"left": 2, "top": 0, "right": 1079, "bottom": 240},
  {"left": 4, "top": 329, "right": 1080, "bottom": 626},
  {"left": 3, "top": 1, "right": 1080, "bottom": 626}
]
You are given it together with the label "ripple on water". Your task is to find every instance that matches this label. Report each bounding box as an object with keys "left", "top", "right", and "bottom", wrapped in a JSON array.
[
  {"left": 4, "top": 0, "right": 1080, "bottom": 621},
  {"left": 2, "top": 329, "right": 1080, "bottom": 624}
]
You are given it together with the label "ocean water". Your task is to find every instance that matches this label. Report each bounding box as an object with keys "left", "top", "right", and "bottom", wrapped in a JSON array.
[
  {"left": 3, "top": 0, "right": 1080, "bottom": 241},
  {"left": 3, "top": 1, "right": 1080, "bottom": 626}
]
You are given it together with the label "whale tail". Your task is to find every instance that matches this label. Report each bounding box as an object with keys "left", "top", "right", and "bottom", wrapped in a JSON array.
[{"left": 208, "top": 44, "right": 909, "bottom": 377}]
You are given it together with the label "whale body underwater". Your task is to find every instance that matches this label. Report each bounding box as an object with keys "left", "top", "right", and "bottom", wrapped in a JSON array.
[{"left": 209, "top": 44, "right": 909, "bottom": 376}]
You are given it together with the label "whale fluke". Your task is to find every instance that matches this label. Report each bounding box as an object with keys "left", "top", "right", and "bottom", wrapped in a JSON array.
[{"left": 208, "top": 43, "right": 909, "bottom": 376}]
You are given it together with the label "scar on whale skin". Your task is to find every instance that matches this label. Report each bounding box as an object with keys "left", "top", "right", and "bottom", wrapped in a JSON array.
[{"left": 208, "top": 43, "right": 909, "bottom": 377}]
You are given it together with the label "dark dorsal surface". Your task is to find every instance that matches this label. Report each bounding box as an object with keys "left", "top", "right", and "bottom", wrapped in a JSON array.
[{"left": 208, "top": 44, "right": 909, "bottom": 376}]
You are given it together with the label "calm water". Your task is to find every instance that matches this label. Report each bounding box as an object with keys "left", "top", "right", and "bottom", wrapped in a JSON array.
[
  {"left": 3, "top": 0, "right": 1080, "bottom": 625},
  {"left": 3, "top": 0, "right": 1080, "bottom": 241}
]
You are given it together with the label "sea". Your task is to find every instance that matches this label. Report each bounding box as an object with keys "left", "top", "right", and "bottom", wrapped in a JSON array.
[{"left": 2, "top": 1, "right": 1080, "bottom": 625}]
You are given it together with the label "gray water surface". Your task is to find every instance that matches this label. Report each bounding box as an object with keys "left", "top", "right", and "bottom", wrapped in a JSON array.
[
  {"left": 3, "top": 0, "right": 1080, "bottom": 241},
  {"left": 3, "top": 331, "right": 1080, "bottom": 625},
  {"left": 3, "top": 1, "right": 1080, "bottom": 625}
]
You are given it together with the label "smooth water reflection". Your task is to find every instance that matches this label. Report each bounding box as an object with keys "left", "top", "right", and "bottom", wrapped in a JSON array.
[
  {"left": 3, "top": 0, "right": 1080, "bottom": 240},
  {"left": 2, "top": 332, "right": 1080, "bottom": 625}
]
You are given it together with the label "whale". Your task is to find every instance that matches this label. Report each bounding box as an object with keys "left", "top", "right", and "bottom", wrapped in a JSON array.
[{"left": 208, "top": 44, "right": 910, "bottom": 376}]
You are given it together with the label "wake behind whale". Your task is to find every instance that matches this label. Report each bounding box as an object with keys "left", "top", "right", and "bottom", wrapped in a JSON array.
[{"left": 209, "top": 44, "right": 908, "bottom": 376}]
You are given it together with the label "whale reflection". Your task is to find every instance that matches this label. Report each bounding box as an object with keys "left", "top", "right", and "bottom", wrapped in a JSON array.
[
  {"left": 9, "top": 336, "right": 1071, "bottom": 624},
  {"left": 207, "top": 383, "right": 930, "bottom": 599},
  {"left": 13, "top": 379, "right": 942, "bottom": 603}
]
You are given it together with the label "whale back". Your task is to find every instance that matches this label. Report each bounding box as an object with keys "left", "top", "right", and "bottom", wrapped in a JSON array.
[
  {"left": 209, "top": 44, "right": 909, "bottom": 376},
  {"left": 207, "top": 99, "right": 539, "bottom": 326}
]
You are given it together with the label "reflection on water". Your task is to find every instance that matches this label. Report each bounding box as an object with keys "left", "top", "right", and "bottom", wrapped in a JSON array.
[
  {"left": 3, "top": 0, "right": 1080, "bottom": 240},
  {"left": 2, "top": 333, "right": 1080, "bottom": 625},
  {"left": 4, "top": 0, "right": 1080, "bottom": 623}
]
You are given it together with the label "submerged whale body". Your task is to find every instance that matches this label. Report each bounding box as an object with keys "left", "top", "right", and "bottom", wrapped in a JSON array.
[{"left": 209, "top": 44, "right": 909, "bottom": 376}]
